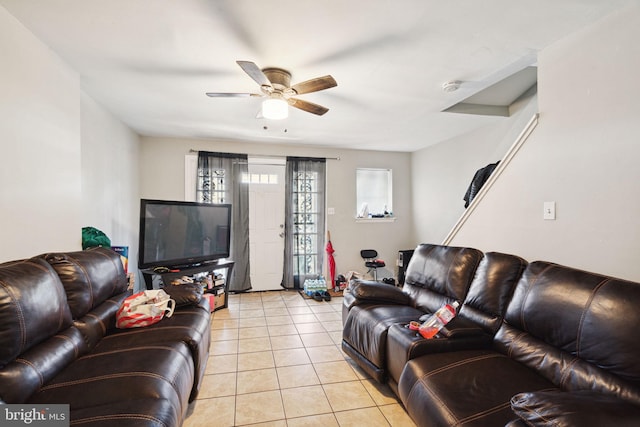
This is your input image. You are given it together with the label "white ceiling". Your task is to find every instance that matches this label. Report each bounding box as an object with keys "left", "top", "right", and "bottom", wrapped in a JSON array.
[{"left": 0, "top": 1, "right": 632, "bottom": 152}]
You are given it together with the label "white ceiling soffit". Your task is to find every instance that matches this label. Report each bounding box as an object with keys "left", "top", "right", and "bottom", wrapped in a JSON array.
[
  {"left": 443, "top": 66, "right": 538, "bottom": 117},
  {"left": 0, "top": 0, "right": 634, "bottom": 152}
]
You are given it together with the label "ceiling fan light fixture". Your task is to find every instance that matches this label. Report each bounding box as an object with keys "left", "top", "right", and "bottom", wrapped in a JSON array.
[
  {"left": 207, "top": 61, "right": 334, "bottom": 117},
  {"left": 262, "top": 98, "right": 288, "bottom": 120}
]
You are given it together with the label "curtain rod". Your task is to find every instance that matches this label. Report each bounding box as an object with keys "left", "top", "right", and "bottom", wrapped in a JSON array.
[{"left": 188, "top": 149, "right": 340, "bottom": 161}]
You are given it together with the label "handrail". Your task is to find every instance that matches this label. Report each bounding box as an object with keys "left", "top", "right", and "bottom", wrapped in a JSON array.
[{"left": 442, "top": 113, "right": 539, "bottom": 245}]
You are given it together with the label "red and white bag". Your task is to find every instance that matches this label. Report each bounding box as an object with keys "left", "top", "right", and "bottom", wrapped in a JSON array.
[{"left": 116, "top": 289, "right": 175, "bottom": 328}]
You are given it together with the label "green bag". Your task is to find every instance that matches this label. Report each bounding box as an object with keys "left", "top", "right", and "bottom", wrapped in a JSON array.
[{"left": 81, "top": 227, "right": 111, "bottom": 250}]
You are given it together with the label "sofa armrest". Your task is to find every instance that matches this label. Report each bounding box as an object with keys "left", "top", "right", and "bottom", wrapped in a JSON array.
[
  {"left": 386, "top": 321, "right": 493, "bottom": 385},
  {"left": 349, "top": 280, "right": 410, "bottom": 305},
  {"left": 439, "top": 316, "right": 487, "bottom": 338},
  {"left": 510, "top": 390, "right": 640, "bottom": 427}
]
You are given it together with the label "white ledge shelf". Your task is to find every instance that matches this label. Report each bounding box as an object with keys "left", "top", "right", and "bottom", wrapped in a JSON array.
[{"left": 355, "top": 217, "right": 396, "bottom": 223}]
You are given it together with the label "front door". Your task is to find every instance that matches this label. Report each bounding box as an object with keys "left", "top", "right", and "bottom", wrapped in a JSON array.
[{"left": 248, "top": 157, "right": 286, "bottom": 291}]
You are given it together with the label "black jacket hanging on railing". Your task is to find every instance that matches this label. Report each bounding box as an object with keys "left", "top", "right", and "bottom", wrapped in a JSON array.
[{"left": 463, "top": 161, "right": 500, "bottom": 208}]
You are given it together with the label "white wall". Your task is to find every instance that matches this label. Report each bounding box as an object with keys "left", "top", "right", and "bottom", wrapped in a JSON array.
[
  {"left": 7, "top": 0, "right": 636, "bottom": 285},
  {"left": 449, "top": 4, "right": 640, "bottom": 281},
  {"left": 0, "top": 5, "right": 140, "bottom": 265},
  {"left": 411, "top": 89, "right": 538, "bottom": 245},
  {"left": 0, "top": 7, "right": 82, "bottom": 260},
  {"left": 139, "top": 137, "right": 414, "bottom": 280},
  {"left": 81, "top": 92, "right": 140, "bottom": 269}
]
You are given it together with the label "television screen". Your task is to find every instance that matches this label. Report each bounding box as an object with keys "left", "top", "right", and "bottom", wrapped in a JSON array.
[{"left": 138, "top": 199, "right": 232, "bottom": 269}]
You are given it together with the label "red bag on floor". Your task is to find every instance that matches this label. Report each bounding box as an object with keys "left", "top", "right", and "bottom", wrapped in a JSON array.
[{"left": 116, "top": 289, "right": 175, "bottom": 328}]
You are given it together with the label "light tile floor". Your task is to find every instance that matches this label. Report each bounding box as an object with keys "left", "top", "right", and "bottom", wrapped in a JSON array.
[{"left": 183, "top": 290, "right": 416, "bottom": 427}]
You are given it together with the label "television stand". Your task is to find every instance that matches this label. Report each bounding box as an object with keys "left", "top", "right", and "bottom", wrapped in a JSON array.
[{"left": 140, "top": 259, "right": 235, "bottom": 311}]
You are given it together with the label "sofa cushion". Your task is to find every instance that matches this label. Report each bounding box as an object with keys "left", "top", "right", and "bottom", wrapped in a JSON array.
[
  {"left": 0, "top": 257, "right": 73, "bottom": 366},
  {"left": 0, "top": 326, "right": 86, "bottom": 403},
  {"left": 459, "top": 251, "right": 526, "bottom": 333},
  {"left": 96, "top": 299, "right": 211, "bottom": 401},
  {"left": 511, "top": 390, "right": 640, "bottom": 427},
  {"left": 28, "top": 340, "right": 194, "bottom": 419},
  {"left": 398, "top": 349, "right": 556, "bottom": 427},
  {"left": 69, "top": 398, "right": 181, "bottom": 427},
  {"left": 497, "top": 261, "right": 640, "bottom": 401},
  {"left": 40, "top": 247, "right": 128, "bottom": 319},
  {"left": 402, "top": 244, "right": 483, "bottom": 313},
  {"left": 73, "top": 292, "right": 130, "bottom": 350}
]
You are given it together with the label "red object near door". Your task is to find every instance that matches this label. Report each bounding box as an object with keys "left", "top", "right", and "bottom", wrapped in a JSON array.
[{"left": 326, "top": 231, "right": 336, "bottom": 289}]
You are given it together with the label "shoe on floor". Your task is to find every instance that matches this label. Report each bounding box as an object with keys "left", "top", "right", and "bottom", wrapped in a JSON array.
[
  {"left": 322, "top": 291, "right": 332, "bottom": 301},
  {"left": 314, "top": 291, "right": 323, "bottom": 302}
]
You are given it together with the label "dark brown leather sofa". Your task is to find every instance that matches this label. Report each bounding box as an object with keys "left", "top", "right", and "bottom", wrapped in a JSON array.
[
  {"left": 0, "top": 247, "right": 211, "bottom": 427},
  {"left": 343, "top": 243, "right": 640, "bottom": 426}
]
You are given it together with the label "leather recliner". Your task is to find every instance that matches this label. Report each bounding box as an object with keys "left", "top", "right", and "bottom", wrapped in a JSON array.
[
  {"left": 341, "top": 244, "right": 484, "bottom": 382},
  {"left": 385, "top": 251, "right": 527, "bottom": 394}
]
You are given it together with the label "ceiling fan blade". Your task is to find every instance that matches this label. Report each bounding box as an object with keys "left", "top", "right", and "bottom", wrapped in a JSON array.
[
  {"left": 291, "top": 75, "right": 337, "bottom": 95},
  {"left": 236, "top": 60, "right": 271, "bottom": 87},
  {"left": 206, "top": 92, "right": 262, "bottom": 98},
  {"left": 289, "top": 98, "right": 329, "bottom": 116}
]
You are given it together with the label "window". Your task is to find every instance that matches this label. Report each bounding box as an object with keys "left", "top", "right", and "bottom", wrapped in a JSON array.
[
  {"left": 292, "top": 170, "right": 321, "bottom": 276},
  {"left": 197, "top": 168, "right": 226, "bottom": 203},
  {"left": 241, "top": 173, "right": 279, "bottom": 184},
  {"left": 356, "top": 168, "right": 393, "bottom": 218}
]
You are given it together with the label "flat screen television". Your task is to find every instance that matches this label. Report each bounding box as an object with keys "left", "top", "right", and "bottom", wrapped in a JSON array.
[{"left": 138, "top": 199, "right": 232, "bottom": 269}]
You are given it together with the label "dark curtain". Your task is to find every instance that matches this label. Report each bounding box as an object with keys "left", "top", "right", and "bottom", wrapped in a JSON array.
[
  {"left": 197, "top": 151, "right": 251, "bottom": 291},
  {"left": 282, "top": 157, "right": 326, "bottom": 289}
]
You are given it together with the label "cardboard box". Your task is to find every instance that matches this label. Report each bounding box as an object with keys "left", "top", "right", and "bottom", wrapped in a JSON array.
[
  {"left": 203, "top": 292, "right": 225, "bottom": 312},
  {"left": 126, "top": 273, "right": 135, "bottom": 291},
  {"left": 213, "top": 293, "right": 225, "bottom": 310}
]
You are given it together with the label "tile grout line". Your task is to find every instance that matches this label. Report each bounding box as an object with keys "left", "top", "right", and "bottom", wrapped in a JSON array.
[{"left": 200, "top": 291, "right": 412, "bottom": 427}]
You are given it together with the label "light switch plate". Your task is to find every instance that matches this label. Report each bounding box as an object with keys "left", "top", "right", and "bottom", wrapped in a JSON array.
[{"left": 543, "top": 201, "right": 556, "bottom": 220}]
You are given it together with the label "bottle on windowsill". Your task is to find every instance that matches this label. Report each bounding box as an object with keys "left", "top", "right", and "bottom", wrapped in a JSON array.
[{"left": 418, "top": 301, "right": 460, "bottom": 339}]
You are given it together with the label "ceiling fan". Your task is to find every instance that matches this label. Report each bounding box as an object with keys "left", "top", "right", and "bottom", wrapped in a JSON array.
[{"left": 206, "top": 61, "right": 337, "bottom": 118}]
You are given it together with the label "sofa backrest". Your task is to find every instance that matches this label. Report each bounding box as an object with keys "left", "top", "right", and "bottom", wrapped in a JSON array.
[
  {"left": 40, "top": 247, "right": 128, "bottom": 319},
  {"left": 495, "top": 261, "right": 640, "bottom": 403},
  {"left": 39, "top": 247, "right": 129, "bottom": 349},
  {"left": 0, "top": 257, "right": 86, "bottom": 403},
  {"left": 403, "top": 244, "right": 483, "bottom": 313},
  {"left": 459, "top": 251, "right": 527, "bottom": 333}
]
